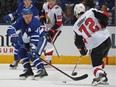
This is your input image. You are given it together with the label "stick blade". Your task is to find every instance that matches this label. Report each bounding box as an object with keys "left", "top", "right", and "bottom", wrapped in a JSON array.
[{"left": 72, "top": 74, "right": 88, "bottom": 81}]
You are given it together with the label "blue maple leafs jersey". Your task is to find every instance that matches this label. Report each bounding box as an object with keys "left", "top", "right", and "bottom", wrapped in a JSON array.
[
  {"left": 12, "top": 4, "right": 39, "bottom": 19},
  {"left": 7, "top": 17, "right": 45, "bottom": 46}
]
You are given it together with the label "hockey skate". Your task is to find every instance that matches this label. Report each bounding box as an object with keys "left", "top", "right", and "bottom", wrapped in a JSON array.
[
  {"left": 34, "top": 67, "right": 48, "bottom": 80},
  {"left": 91, "top": 72, "right": 109, "bottom": 86},
  {"left": 9, "top": 60, "right": 19, "bottom": 69},
  {"left": 19, "top": 68, "right": 34, "bottom": 80}
]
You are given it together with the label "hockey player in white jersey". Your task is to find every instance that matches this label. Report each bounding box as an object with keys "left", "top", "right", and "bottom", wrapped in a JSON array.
[
  {"left": 73, "top": 3, "right": 111, "bottom": 86},
  {"left": 40, "top": 0, "right": 63, "bottom": 65}
]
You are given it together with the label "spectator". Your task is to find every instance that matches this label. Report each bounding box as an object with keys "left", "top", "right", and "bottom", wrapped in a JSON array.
[
  {"left": 0, "top": 0, "right": 17, "bottom": 23},
  {"left": 3, "top": 0, "right": 39, "bottom": 24},
  {"left": 58, "top": 0, "right": 77, "bottom": 12},
  {"left": 17, "top": 0, "right": 46, "bottom": 16},
  {"left": 3, "top": 0, "right": 17, "bottom": 15},
  {"left": 34, "top": 0, "right": 46, "bottom": 16},
  {"left": 78, "top": 0, "right": 94, "bottom": 10},
  {"left": 17, "top": 0, "right": 36, "bottom": 7},
  {"left": 106, "top": 0, "right": 115, "bottom": 10},
  {"left": 100, "top": 3, "right": 115, "bottom": 25},
  {"left": 63, "top": 4, "right": 76, "bottom": 25},
  {"left": 58, "top": 0, "right": 66, "bottom": 11},
  {"left": 94, "top": 0, "right": 101, "bottom": 10},
  {"left": 95, "top": 0, "right": 114, "bottom": 11},
  {"left": 101, "top": 4, "right": 108, "bottom": 11},
  {"left": 97, "top": 0, "right": 106, "bottom": 8}
]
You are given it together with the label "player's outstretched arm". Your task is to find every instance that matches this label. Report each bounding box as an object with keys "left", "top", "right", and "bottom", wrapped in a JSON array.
[{"left": 92, "top": 10, "right": 109, "bottom": 27}]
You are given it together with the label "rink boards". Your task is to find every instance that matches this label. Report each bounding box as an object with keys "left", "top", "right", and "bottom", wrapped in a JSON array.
[{"left": 0, "top": 25, "right": 116, "bottom": 65}]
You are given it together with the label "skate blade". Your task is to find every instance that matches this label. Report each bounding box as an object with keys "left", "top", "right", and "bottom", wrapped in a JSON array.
[
  {"left": 99, "top": 81, "right": 109, "bottom": 85},
  {"left": 91, "top": 80, "right": 109, "bottom": 86},
  {"left": 91, "top": 81, "right": 98, "bottom": 86},
  {"left": 26, "top": 76, "right": 35, "bottom": 80},
  {"left": 9, "top": 67, "right": 17, "bottom": 70},
  {"left": 34, "top": 76, "right": 47, "bottom": 80},
  {"left": 19, "top": 76, "right": 34, "bottom": 80},
  {"left": 19, "top": 76, "right": 26, "bottom": 80}
]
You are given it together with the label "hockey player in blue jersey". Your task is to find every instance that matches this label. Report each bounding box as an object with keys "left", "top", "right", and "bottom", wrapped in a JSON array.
[
  {"left": 3, "top": 0, "right": 40, "bottom": 69},
  {"left": 3, "top": 0, "right": 39, "bottom": 23},
  {"left": 17, "top": 0, "right": 37, "bottom": 7},
  {"left": 7, "top": 8, "right": 48, "bottom": 79}
]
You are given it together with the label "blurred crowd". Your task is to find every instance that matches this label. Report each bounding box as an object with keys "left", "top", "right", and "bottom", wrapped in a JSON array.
[{"left": 0, "top": 0, "right": 115, "bottom": 25}]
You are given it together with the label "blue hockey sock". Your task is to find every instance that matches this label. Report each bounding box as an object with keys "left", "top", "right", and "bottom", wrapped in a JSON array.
[{"left": 20, "top": 57, "right": 31, "bottom": 69}]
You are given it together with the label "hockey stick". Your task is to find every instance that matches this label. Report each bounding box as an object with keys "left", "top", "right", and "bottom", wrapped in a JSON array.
[
  {"left": 44, "top": 23, "right": 60, "bottom": 59},
  {"left": 52, "top": 41, "right": 60, "bottom": 58},
  {"left": 71, "top": 55, "right": 82, "bottom": 76},
  {"left": 41, "top": 58, "right": 88, "bottom": 81},
  {"left": 48, "top": 32, "right": 60, "bottom": 59}
]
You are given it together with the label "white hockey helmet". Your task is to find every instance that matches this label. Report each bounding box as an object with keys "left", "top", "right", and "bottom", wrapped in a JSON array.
[{"left": 74, "top": 3, "right": 85, "bottom": 16}]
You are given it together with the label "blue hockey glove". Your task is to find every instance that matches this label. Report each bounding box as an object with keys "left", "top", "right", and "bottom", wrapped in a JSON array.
[
  {"left": 11, "top": 34, "right": 23, "bottom": 50},
  {"left": 10, "top": 34, "right": 20, "bottom": 44},
  {"left": 3, "top": 15, "right": 11, "bottom": 22}
]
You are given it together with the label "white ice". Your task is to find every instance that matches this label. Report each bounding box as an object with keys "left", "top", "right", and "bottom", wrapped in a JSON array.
[{"left": 0, "top": 64, "right": 116, "bottom": 87}]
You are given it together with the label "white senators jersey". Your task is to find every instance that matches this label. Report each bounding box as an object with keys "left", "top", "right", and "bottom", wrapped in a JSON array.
[
  {"left": 73, "top": 8, "right": 110, "bottom": 50},
  {"left": 43, "top": 2, "right": 63, "bottom": 30}
]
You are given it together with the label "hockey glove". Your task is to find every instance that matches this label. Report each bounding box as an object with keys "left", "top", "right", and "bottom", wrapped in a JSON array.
[
  {"left": 45, "top": 32, "right": 51, "bottom": 42},
  {"left": 48, "top": 28, "right": 55, "bottom": 37},
  {"left": 11, "top": 34, "right": 22, "bottom": 50},
  {"left": 39, "top": 15, "right": 46, "bottom": 25},
  {"left": 3, "top": 15, "right": 11, "bottom": 22},
  {"left": 39, "top": 9, "right": 46, "bottom": 25},
  {"left": 78, "top": 47, "right": 88, "bottom": 56},
  {"left": 11, "top": 34, "right": 20, "bottom": 44}
]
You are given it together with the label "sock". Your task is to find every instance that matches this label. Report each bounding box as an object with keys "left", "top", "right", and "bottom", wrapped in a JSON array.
[
  {"left": 44, "top": 50, "right": 53, "bottom": 62},
  {"left": 45, "top": 55, "right": 52, "bottom": 62},
  {"left": 20, "top": 57, "right": 31, "bottom": 69},
  {"left": 93, "top": 66, "right": 104, "bottom": 77}
]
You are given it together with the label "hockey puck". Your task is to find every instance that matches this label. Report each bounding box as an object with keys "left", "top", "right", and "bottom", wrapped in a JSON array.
[
  {"left": 62, "top": 81, "right": 67, "bottom": 83},
  {"left": 72, "top": 72, "right": 77, "bottom": 76}
]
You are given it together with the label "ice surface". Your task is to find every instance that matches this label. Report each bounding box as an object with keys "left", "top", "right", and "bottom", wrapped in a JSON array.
[{"left": 0, "top": 64, "right": 115, "bottom": 87}]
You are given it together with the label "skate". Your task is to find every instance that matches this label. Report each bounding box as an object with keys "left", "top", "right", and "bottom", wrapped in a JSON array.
[
  {"left": 34, "top": 67, "right": 48, "bottom": 80},
  {"left": 91, "top": 72, "right": 109, "bottom": 86},
  {"left": 19, "top": 68, "right": 34, "bottom": 80},
  {"left": 9, "top": 60, "right": 19, "bottom": 69}
]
